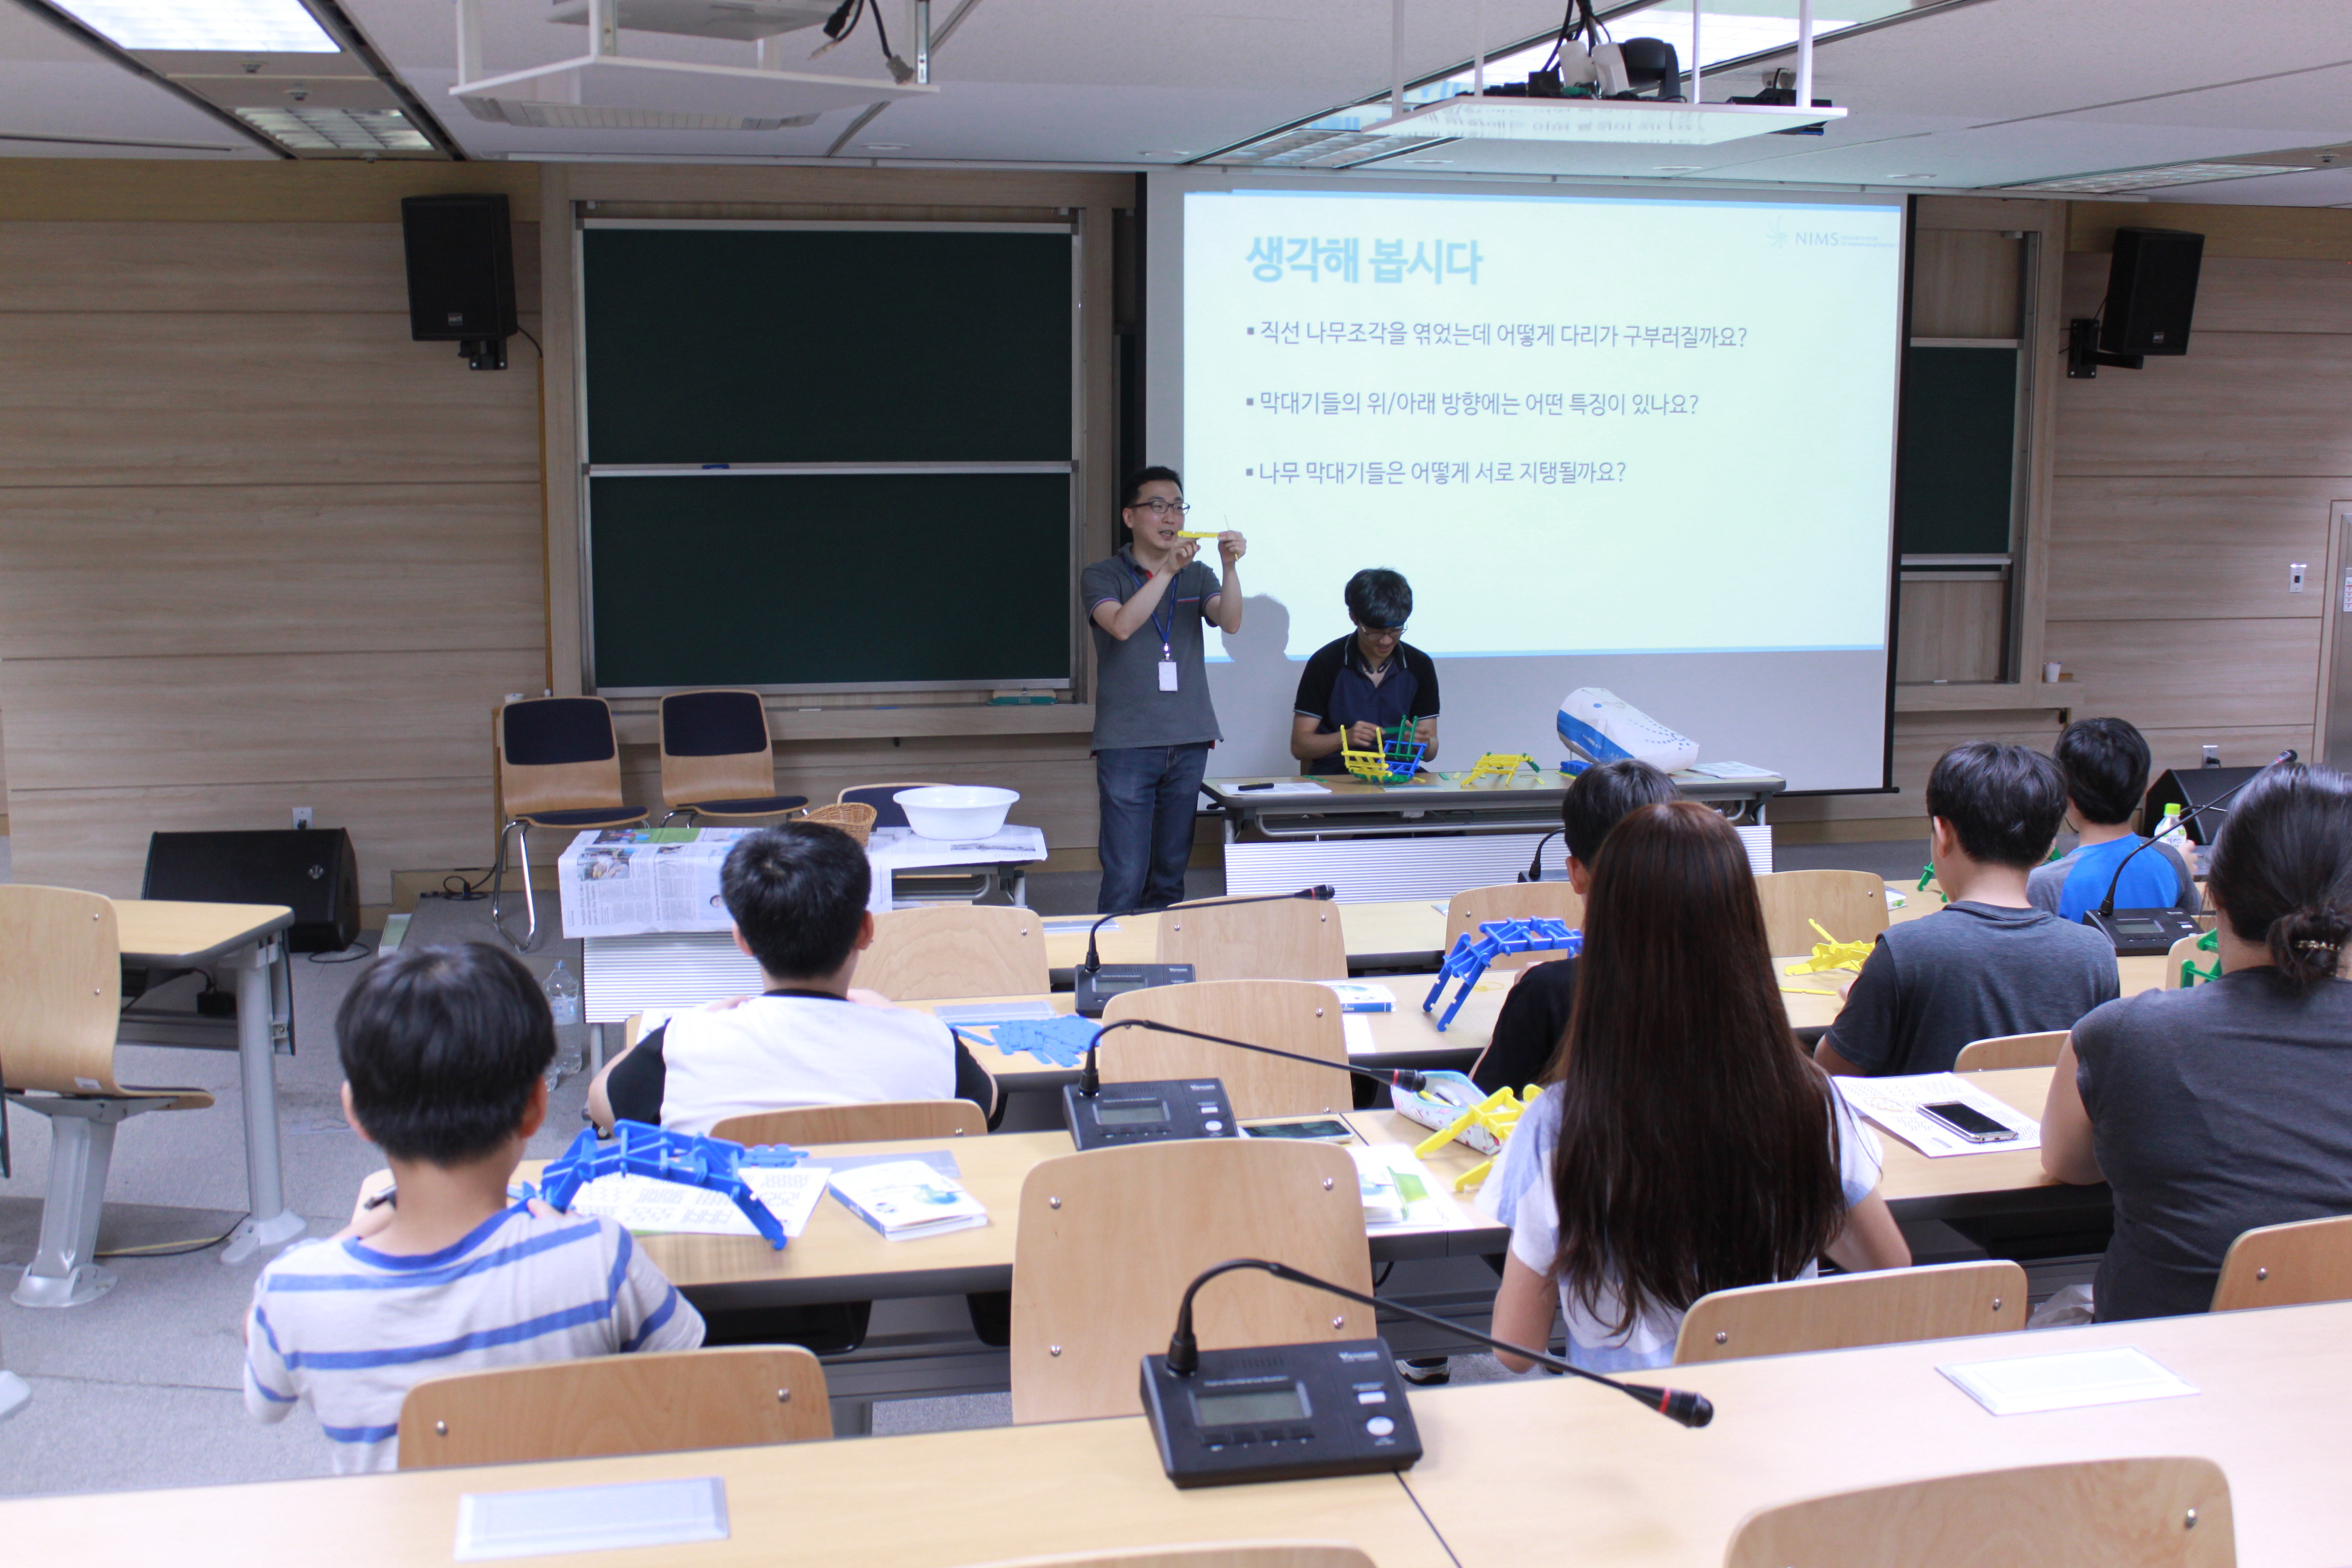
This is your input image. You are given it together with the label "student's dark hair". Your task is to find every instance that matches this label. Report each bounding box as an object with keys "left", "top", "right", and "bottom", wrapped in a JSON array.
[
  {"left": 2205, "top": 762, "right": 2352, "bottom": 988},
  {"left": 1559, "top": 758, "right": 1679, "bottom": 866},
  {"left": 1343, "top": 568, "right": 1413, "bottom": 630},
  {"left": 1121, "top": 466, "right": 1182, "bottom": 509},
  {"left": 721, "top": 822, "right": 870, "bottom": 979},
  {"left": 2054, "top": 716, "right": 2153, "bottom": 828},
  {"left": 337, "top": 943, "right": 552, "bottom": 1164},
  {"left": 1549, "top": 802, "right": 1846, "bottom": 1335},
  {"left": 1923, "top": 741, "right": 2067, "bottom": 871}
]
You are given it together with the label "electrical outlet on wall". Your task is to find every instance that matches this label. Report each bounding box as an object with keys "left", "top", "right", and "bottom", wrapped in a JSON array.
[
  {"left": 2202, "top": 744, "right": 2220, "bottom": 767},
  {"left": 292, "top": 806, "right": 314, "bottom": 830},
  {"left": 2291, "top": 562, "right": 2308, "bottom": 593}
]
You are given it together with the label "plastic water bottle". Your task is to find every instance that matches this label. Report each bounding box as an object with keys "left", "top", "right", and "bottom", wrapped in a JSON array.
[
  {"left": 2148, "top": 801, "right": 2186, "bottom": 847},
  {"left": 543, "top": 961, "right": 583, "bottom": 1086}
]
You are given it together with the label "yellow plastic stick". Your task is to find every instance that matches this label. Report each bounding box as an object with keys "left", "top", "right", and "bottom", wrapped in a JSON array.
[{"left": 1176, "top": 530, "right": 1220, "bottom": 539}]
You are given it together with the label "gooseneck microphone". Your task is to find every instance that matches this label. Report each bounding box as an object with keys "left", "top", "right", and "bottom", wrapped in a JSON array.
[
  {"left": 2096, "top": 749, "right": 2294, "bottom": 920},
  {"left": 1077, "top": 1017, "right": 1424, "bottom": 1100},
  {"left": 1518, "top": 831, "right": 1562, "bottom": 884},
  {"left": 1166, "top": 1258, "right": 1714, "bottom": 1429},
  {"left": 1081, "top": 885, "right": 1337, "bottom": 976}
]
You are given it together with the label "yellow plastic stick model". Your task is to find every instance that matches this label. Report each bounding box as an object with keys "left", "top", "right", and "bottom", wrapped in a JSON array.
[
  {"left": 1460, "top": 752, "right": 1536, "bottom": 785},
  {"left": 1784, "top": 917, "right": 1873, "bottom": 976}
]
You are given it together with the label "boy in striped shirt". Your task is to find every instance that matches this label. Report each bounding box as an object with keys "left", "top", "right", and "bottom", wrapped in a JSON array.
[{"left": 244, "top": 943, "right": 702, "bottom": 1472}]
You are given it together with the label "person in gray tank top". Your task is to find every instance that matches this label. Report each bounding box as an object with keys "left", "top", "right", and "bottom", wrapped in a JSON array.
[{"left": 2042, "top": 761, "right": 2352, "bottom": 1322}]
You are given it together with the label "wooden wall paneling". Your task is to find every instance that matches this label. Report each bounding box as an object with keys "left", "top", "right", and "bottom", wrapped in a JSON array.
[
  {"left": 2046, "top": 477, "right": 2343, "bottom": 623},
  {"left": 1914, "top": 196, "right": 2068, "bottom": 234},
  {"left": 0, "top": 484, "right": 545, "bottom": 659},
  {"left": 7, "top": 776, "right": 497, "bottom": 901},
  {"left": 2063, "top": 252, "right": 2352, "bottom": 337},
  {"left": 5, "top": 649, "right": 546, "bottom": 792},
  {"left": 0, "top": 221, "right": 540, "bottom": 316},
  {"left": 2140, "top": 724, "right": 2315, "bottom": 778},
  {"left": 2069, "top": 201, "right": 2352, "bottom": 263},
  {"left": 2041, "top": 617, "right": 2320, "bottom": 731},
  {"left": 0, "top": 313, "right": 543, "bottom": 487},
  {"left": 0, "top": 159, "right": 540, "bottom": 225},
  {"left": 2015, "top": 210, "right": 2067, "bottom": 687},
  {"left": 2053, "top": 331, "right": 2352, "bottom": 478},
  {"left": 1896, "top": 577, "right": 2007, "bottom": 683},
  {"left": 1909, "top": 229, "right": 2021, "bottom": 339},
  {"left": 541, "top": 163, "right": 581, "bottom": 697}
]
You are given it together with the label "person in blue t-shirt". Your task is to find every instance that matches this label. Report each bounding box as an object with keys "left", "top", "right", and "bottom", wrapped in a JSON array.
[{"left": 2028, "top": 717, "right": 2197, "bottom": 924}]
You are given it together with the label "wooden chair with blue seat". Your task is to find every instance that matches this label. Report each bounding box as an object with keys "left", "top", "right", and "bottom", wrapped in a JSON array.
[
  {"left": 657, "top": 689, "right": 808, "bottom": 826},
  {"left": 0, "top": 884, "right": 216, "bottom": 1308},
  {"left": 492, "top": 696, "right": 647, "bottom": 951}
]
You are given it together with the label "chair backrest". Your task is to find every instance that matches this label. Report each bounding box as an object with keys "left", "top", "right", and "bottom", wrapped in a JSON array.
[
  {"left": 2210, "top": 1213, "right": 2352, "bottom": 1313},
  {"left": 0, "top": 884, "right": 124, "bottom": 1096},
  {"left": 711, "top": 1100, "right": 988, "bottom": 1147},
  {"left": 2168, "top": 932, "right": 2210, "bottom": 987},
  {"left": 1157, "top": 896, "right": 1347, "bottom": 983},
  {"left": 658, "top": 688, "right": 776, "bottom": 809},
  {"left": 499, "top": 696, "right": 626, "bottom": 818},
  {"left": 1722, "top": 1457, "right": 2234, "bottom": 1568},
  {"left": 857, "top": 905, "right": 1051, "bottom": 1001},
  {"left": 1751, "top": 869, "right": 1890, "bottom": 955},
  {"left": 1953, "top": 1029, "right": 2069, "bottom": 1073},
  {"left": 1673, "top": 1260, "right": 2028, "bottom": 1365},
  {"left": 961, "top": 1547, "right": 1375, "bottom": 1568},
  {"left": 1011, "top": 1139, "right": 1372, "bottom": 1424},
  {"left": 841, "top": 782, "right": 950, "bottom": 831},
  {"left": 1100, "top": 980, "right": 1351, "bottom": 1119},
  {"left": 394, "top": 1345, "right": 832, "bottom": 1469},
  {"left": 1444, "top": 882, "right": 1585, "bottom": 971}
]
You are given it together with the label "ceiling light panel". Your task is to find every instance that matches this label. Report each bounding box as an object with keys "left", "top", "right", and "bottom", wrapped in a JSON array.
[
  {"left": 234, "top": 105, "right": 431, "bottom": 150},
  {"left": 53, "top": 0, "right": 340, "bottom": 53},
  {"left": 2005, "top": 160, "right": 2317, "bottom": 195}
]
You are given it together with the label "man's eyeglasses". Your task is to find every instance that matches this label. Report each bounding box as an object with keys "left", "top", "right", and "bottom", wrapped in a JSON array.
[
  {"left": 1362, "top": 624, "right": 1407, "bottom": 638},
  {"left": 1128, "top": 498, "right": 1190, "bottom": 517}
]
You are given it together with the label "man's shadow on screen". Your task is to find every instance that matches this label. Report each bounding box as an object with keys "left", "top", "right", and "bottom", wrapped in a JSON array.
[{"left": 1212, "top": 593, "right": 1297, "bottom": 774}]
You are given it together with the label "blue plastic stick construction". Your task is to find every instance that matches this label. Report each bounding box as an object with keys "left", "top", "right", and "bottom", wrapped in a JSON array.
[
  {"left": 539, "top": 1122, "right": 806, "bottom": 1250},
  {"left": 1421, "top": 918, "right": 1583, "bottom": 1030},
  {"left": 985, "top": 1014, "right": 1100, "bottom": 1069}
]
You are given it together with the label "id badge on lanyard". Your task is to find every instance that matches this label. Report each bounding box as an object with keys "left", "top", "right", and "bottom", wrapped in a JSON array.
[{"left": 1134, "top": 559, "right": 1179, "bottom": 691}]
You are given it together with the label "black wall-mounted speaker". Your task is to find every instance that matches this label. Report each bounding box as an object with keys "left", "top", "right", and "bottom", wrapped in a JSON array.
[
  {"left": 142, "top": 829, "right": 360, "bottom": 954},
  {"left": 400, "top": 193, "right": 516, "bottom": 369},
  {"left": 2099, "top": 227, "right": 2204, "bottom": 358}
]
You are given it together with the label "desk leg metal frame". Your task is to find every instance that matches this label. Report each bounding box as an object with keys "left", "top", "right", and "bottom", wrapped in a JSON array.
[{"left": 221, "top": 937, "right": 306, "bottom": 1266}]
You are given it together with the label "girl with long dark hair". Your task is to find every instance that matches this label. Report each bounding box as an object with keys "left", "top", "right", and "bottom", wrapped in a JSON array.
[
  {"left": 1489, "top": 801, "right": 1910, "bottom": 1371},
  {"left": 2042, "top": 762, "right": 2352, "bottom": 1321}
]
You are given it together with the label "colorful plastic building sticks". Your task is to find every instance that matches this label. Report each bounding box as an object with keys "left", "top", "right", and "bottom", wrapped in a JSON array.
[
  {"left": 1391, "top": 1070, "right": 1537, "bottom": 1192},
  {"left": 1460, "top": 752, "right": 1537, "bottom": 785},
  {"left": 1341, "top": 715, "right": 1429, "bottom": 784},
  {"left": 1784, "top": 918, "right": 1874, "bottom": 976},
  {"left": 1917, "top": 864, "right": 1949, "bottom": 904},
  {"left": 2181, "top": 926, "right": 2221, "bottom": 988},
  {"left": 987, "top": 1014, "right": 1100, "bottom": 1069},
  {"left": 1421, "top": 917, "right": 1582, "bottom": 1030},
  {"left": 538, "top": 1121, "right": 804, "bottom": 1251}
]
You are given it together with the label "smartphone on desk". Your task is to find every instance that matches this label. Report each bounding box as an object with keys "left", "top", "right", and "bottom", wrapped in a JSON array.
[
  {"left": 1919, "top": 1101, "right": 2018, "bottom": 1144},
  {"left": 1240, "top": 1116, "right": 1358, "bottom": 1143}
]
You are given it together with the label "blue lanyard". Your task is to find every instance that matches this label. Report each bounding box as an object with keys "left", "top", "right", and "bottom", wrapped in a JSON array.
[{"left": 1128, "top": 556, "right": 1176, "bottom": 656}]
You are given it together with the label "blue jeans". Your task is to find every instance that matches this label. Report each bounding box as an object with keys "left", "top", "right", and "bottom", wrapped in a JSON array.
[{"left": 1095, "top": 743, "right": 1211, "bottom": 914}]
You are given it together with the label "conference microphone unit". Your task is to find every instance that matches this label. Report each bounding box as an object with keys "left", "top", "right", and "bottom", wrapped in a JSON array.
[
  {"left": 1064, "top": 1017, "right": 1424, "bottom": 1152},
  {"left": 1517, "top": 830, "right": 1562, "bottom": 883},
  {"left": 1141, "top": 1257, "right": 1713, "bottom": 1488},
  {"left": 1073, "top": 886, "right": 1334, "bottom": 1017},
  {"left": 2085, "top": 750, "right": 2293, "bottom": 956}
]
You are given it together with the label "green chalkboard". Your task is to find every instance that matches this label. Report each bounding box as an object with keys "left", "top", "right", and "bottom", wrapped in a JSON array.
[
  {"left": 588, "top": 473, "right": 1071, "bottom": 689},
  {"left": 1896, "top": 345, "right": 2018, "bottom": 556},
  {"left": 582, "top": 227, "right": 1072, "bottom": 464}
]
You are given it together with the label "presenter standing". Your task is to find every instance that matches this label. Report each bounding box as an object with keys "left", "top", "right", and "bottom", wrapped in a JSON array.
[
  {"left": 1082, "top": 467, "right": 1246, "bottom": 913},
  {"left": 1289, "top": 568, "right": 1440, "bottom": 776}
]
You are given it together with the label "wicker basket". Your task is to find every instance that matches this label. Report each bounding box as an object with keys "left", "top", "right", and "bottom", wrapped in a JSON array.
[{"left": 802, "top": 801, "right": 877, "bottom": 846}]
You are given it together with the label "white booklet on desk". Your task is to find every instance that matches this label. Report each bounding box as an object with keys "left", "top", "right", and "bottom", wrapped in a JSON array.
[
  {"left": 828, "top": 1159, "right": 989, "bottom": 1240},
  {"left": 564, "top": 1165, "right": 831, "bottom": 1240},
  {"left": 1833, "top": 1072, "right": 2041, "bottom": 1158}
]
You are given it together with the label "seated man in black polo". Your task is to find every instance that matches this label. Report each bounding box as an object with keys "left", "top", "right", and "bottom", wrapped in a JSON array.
[{"left": 1289, "top": 568, "right": 1441, "bottom": 777}]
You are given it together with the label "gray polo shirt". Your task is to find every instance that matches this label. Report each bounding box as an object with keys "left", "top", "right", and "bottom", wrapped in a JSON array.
[{"left": 1081, "top": 547, "right": 1225, "bottom": 751}]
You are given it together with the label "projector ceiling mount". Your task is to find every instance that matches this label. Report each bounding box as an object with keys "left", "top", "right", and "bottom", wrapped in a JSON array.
[
  {"left": 451, "top": 0, "right": 937, "bottom": 132},
  {"left": 1359, "top": 0, "right": 1844, "bottom": 147}
]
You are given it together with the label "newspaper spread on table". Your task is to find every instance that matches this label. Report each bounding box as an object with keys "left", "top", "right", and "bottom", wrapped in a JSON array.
[
  {"left": 557, "top": 828, "right": 752, "bottom": 939},
  {"left": 1831, "top": 1071, "right": 2042, "bottom": 1158}
]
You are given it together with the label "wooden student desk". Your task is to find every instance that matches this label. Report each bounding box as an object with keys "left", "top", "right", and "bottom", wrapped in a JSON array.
[
  {"left": 110, "top": 899, "right": 307, "bottom": 1265},
  {"left": 0, "top": 1404, "right": 1454, "bottom": 1568},
  {"left": 1403, "top": 1298, "right": 2352, "bottom": 1568}
]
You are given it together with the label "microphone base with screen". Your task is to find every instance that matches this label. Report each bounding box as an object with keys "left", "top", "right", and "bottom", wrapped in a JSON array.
[
  {"left": 1063, "top": 1078, "right": 1238, "bottom": 1151},
  {"left": 1073, "top": 962, "right": 1195, "bottom": 1018},
  {"left": 2084, "top": 909, "right": 2205, "bottom": 957},
  {"left": 1141, "top": 1338, "right": 1421, "bottom": 1488}
]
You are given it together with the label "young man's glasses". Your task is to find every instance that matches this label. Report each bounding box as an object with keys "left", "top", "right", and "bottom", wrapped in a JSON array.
[{"left": 1127, "top": 499, "right": 1190, "bottom": 516}]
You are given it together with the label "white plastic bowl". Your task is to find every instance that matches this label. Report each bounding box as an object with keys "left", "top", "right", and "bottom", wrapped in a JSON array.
[{"left": 894, "top": 785, "right": 1020, "bottom": 840}]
